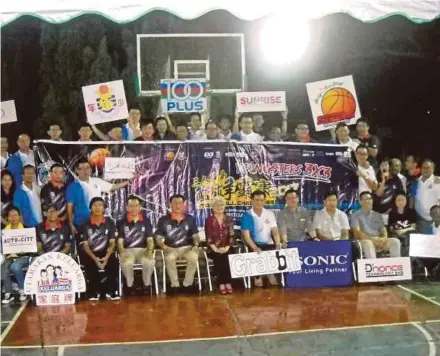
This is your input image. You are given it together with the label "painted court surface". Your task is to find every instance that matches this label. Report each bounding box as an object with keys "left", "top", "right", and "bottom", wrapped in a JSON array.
[{"left": 1, "top": 282, "right": 440, "bottom": 355}]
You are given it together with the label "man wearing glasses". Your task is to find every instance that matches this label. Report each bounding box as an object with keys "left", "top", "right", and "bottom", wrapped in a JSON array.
[{"left": 292, "top": 122, "right": 317, "bottom": 143}]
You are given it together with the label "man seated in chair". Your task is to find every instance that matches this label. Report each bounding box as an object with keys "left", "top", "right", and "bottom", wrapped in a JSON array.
[
  {"left": 155, "top": 194, "right": 200, "bottom": 295},
  {"left": 240, "top": 190, "right": 281, "bottom": 288},
  {"left": 351, "top": 191, "right": 401, "bottom": 259},
  {"left": 313, "top": 192, "right": 350, "bottom": 241},
  {"left": 79, "top": 197, "right": 120, "bottom": 301},
  {"left": 36, "top": 205, "right": 71, "bottom": 254},
  {"left": 117, "top": 195, "right": 155, "bottom": 295}
]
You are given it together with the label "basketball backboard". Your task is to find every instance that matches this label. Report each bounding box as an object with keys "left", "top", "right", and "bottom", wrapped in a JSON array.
[{"left": 137, "top": 34, "right": 245, "bottom": 96}]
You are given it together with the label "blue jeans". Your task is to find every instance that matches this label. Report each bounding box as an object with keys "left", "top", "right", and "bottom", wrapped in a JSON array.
[{"left": 10, "top": 256, "right": 31, "bottom": 290}]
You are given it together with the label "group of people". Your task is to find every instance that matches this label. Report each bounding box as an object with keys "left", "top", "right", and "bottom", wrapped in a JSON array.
[{"left": 1, "top": 111, "right": 439, "bottom": 304}]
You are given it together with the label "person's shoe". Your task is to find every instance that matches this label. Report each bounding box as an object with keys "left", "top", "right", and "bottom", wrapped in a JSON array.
[
  {"left": 125, "top": 286, "right": 136, "bottom": 296},
  {"left": 106, "top": 292, "right": 121, "bottom": 301},
  {"left": 18, "top": 290, "right": 27, "bottom": 302},
  {"left": 12, "top": 283, "right": 19, "bottom": 292},
  {"left": 254, "top": 278, "right": 263, "bottom": 288},
  {"left": 2, "top": 293, "right": 15, "bottom": 304},
  {"left": 267, "top": 274, "right": 278, "bottom": 286},
  {"left": 166, "top": 287, "right": 179, "bottom": 296},
  {"left": 225, "top": 284, "right": 233, "bottom": 294},
  {"left": 88, "top": 293, "right": 100, "bottom": 301},
  {"left": 182, "top": 285, "right": 197, "bottom": 294}
]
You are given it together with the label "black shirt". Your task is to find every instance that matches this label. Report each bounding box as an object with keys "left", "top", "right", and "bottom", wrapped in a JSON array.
[
  {"left": 155, "top": 214, "right": 198, "bottom": 248},
  {"left": 36, "top": 222, "right": 71, "bottom": 253},
  {"left": 388, "top": 209, "right": 417, "bottom": 231},
  {"left": 373, "top": 173, "right": 404, "bottom": 214},
  {"left": 358, "top": 134, "right": 380, "bottom": 168},
  {"left": 79, "top": 217, "right": 116, "bottom": 253},
  {"left": 117, "top": 215, "right": 153, "bottom": 249},
  {"left": 40, "top": 182, "right": 67, "bottom": 220}
]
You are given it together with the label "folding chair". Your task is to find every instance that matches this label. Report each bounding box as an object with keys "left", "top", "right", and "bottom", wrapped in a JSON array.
[{"left": 118, "top": 250, "right": 160, "bottom": 296}]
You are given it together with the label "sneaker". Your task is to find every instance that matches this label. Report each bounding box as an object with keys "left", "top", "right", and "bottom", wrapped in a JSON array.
[
  {"left": 2, "top": 293, "right": 14, "bottom": 304},
  {"left": 88, "top": 293, "right": 100, "bottom": 301},
  {"left": 106, "top": 292, "right": 120, "bottom": 301},
  {"left": 19, "top": 290, "right": 27, "bottom": 302},
  {"left": 12, "top": 283, "right": 19, "bottom": 292}
]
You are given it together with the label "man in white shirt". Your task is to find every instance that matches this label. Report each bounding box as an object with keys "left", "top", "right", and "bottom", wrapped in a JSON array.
[
  {"left": 230, "top": 115, "right": 263, "bottom": 142},
  {"left": 0, "top": 137, "right": 10, "bottom": 170},
  {"left": 355, "top": 145, "right": 378, "bottom": 194},
  {"left": 240, "top": 190, "right": 281, "bottom": 287},
  {"left": 188, "top": 113, "right": 206, "bottom": 140},
  {"left": 122, "top": 108, "right": 142, "bottom": 141},
  {"left": 313, "top": 192, "right": 350, "bottom": 240},
  {"left": 413, "top": 159, "right": 440, "bottom": 233}
]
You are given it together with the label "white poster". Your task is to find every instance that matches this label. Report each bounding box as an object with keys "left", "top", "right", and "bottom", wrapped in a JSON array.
[
  {"left": 410, "top": 234, "right": 440, "bottom": 258},
  {"left": 2, "top": 228, "right": 37, "bottom": 254},
  {"left": 160, "top": 79, "right": 207, "bottom": 113},
  {"left": 306, "top": 75, "right": 361, "bottom": 131},
  {"left": 24, "top": 252, "right": 86, "bottom": 306},
  {"left": 228, "top": 248, "right": 301, "bottom": 279},
  {"left": 357, "top": 257, "right": 412, "bottom": 283},
  {"left": 236, "top": 91, "right": 286, "bottom": 113},
  {"left": 1, "top": 100, "right": 17, "bottom": 124},
  {"left": 82, "top": 80, "right": 129, "bottom": 125},
  {"left": 104, "top": 157, "right": 136, "bottom": 180}
]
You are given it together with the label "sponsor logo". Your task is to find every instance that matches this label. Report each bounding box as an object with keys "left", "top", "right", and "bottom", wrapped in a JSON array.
[
  {"left": 364, "top": 263, "right": 404, "bottom": 278},
  {"left": 204, "top": 152, "right": 214, "bottom": 158},
  {"left": 225, "top": 152, "right": 248, "bottom": 159},
  {"left": 299, "top": 254, "right": 348, "bottom": 267}
]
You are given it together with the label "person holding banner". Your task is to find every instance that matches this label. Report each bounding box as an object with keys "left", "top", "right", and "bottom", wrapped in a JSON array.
[
  {"left": 1, "top": 170, "right": 15, "bottom": 229},
  {"left": 121, "top": 107, "right": 142, "bottom": 141},
  {"left": 277, "top": 189, "right": 313, "bottom": 244},
  {"left": 36, "top": 205, "right": 71, "bottom": 254},
  {"left": 6, "top": 134, "right": 35, "bottom": 188},
  {"left": 66, "top": 159, "right": 130, "bottom": 237},
  {"left": 155, "top": 194, "right": 200, "bottom": 294},
  {"left": 240, "top": 190, "right": 280, "bottom": 287},
  {"left": 79, "top": 197, "right": 119, "bottom": 301},
  {"left": 351, "top": 191, "right": 401, "bottom": 259},
  {"left": 117, "top": 195, "right": 155, "bottom": 294},
  {"left": 230, "top": 115, "right": 263, "bottom": 143},
  {"left": 204, "top": 196, "right": 234, "bottom": 295},
  {"left": 313, "top": 192, "right": 350, "bottom": 241},
  {"left": 40, "top": 163, "right": 67, "bottom": 221},
  {"left": 13, "top": 165, "right": 42, "bottom": 228},
  {"left": 2, "top": 207, "right": 30, "bottom": 302}
]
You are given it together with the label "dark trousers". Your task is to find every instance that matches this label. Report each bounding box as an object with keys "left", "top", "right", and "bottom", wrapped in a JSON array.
[
  {"left": 208, "top": 250, "right": 232, "bottom": 285},
  {"left": 83, "top": 252, "right": 119, "bottom": 295}
]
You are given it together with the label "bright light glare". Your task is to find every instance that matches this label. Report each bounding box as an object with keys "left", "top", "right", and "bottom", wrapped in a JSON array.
[{"left": 260, "top": 17, "right": 310, "bottom": 65}]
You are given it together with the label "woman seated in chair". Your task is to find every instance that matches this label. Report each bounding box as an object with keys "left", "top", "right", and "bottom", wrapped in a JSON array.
[{"left": 204, "top": 196, "right": 234, "bottom": 294}]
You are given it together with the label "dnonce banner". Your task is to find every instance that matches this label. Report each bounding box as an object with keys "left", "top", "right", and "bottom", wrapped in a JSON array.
[
  {"left": 357, "top": 257, "right": 412, "bottom": 283},
  {"left": 285, "top": 240, "right": 354, "bottom": 288},
  {"left": 34, "top": 141, "right": 359, "bottom": 227}
]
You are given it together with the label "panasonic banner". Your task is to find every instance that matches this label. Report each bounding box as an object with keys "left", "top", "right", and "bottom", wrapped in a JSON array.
[{"left": 285, "top": 240, "right": 354, "bottom": 288}]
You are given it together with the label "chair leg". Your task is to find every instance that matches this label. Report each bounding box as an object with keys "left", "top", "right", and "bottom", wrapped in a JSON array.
[
  {"left": 118, "top": 264, "right": 123, "bottom": 297},
  {"left": 352, "top": 262, "right": 357, "bottom": 282},
  {"left": 153, "top": 267, "right": 159, "bottom": 296},
  {"left": 280, "top": 272, "right": 285, "bottom": 287},
  {"left": 238, "top": 247, "right": 248, "bottom": 288},
  {"left": 203, "top": 251, "right": 213, "bottom": 292},
  {"left": 196, "top": 260, "right": 202, "bottom": 291}
]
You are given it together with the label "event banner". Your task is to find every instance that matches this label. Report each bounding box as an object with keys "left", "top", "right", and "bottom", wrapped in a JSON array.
[
  {"left": 34, "top": 141, "right": 358, "bottom": 228},
  {"left": 409, "top": 234, "right": 440, "bottom": 258},
  {"left": 285, "top": 240, "right": 354, "bottom": 288},
  {"left": 357, "top": 257, "right": 412, "bottom": 283},
  {"left": 2, "top": 228, "right": 37, "bottom": 254},
  {"left": 24, "top": 252, "right": 86, "bottom": 306},
  {"left": 229, "top": 248, "right": 301, "bottom": 279}
]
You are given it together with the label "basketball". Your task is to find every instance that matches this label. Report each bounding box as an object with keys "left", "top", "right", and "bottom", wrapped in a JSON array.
[
  {"left": 166, "top": 152, "right": 175, "bottom": 160},
  {"left": 321, "top": 87, "right": 356, "bottom": 118},
  {"left": 89, "top": 148, "right": 111, "bottom": 169}
]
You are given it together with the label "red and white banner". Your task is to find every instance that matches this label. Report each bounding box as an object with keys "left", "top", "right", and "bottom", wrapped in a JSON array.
[
  {"left": 357, "top": 257, "right": 412, "bottom": 283},
  {"left": 236, "top": 91, "right": 286, "bottom": 113}
]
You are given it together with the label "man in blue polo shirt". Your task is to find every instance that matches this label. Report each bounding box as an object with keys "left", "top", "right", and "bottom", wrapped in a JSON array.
[
  {"left": 7, "top": 134, "right": 35, "bottom": 188},
  {"left": 240, "top": 190, "right": 281, "bottom": 287}
]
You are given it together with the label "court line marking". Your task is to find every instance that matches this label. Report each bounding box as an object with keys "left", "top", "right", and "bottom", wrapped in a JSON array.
[
  {"left": 0, "top": 301, "right": 29, "bottom": 343},
  {"left": 397, "top": 284, "right": 440, "bottom": 308},
  {"left": 412, "top": 322, "right": 436, "bottom": 356},
  {"left": 57, "top": 345, "right": 65, "bottom": 356},
  {"left": 1, "top": 321, "right": 12, "bottom": 324},
  {"left": 3, "top": 320, "right": 440, "bottom": 349}
]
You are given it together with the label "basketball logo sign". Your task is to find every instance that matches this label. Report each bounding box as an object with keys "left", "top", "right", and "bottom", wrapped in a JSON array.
[
  {"left": 306, "top": 75, "right": 361, "bottom": 132},
  {"left": 160, "top": 79, "right": 207, "bottom": 113}
]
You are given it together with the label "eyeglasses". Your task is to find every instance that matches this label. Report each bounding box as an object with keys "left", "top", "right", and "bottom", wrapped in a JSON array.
[{"left": 297, "top": 127, "right": 309, "bottom": 131}]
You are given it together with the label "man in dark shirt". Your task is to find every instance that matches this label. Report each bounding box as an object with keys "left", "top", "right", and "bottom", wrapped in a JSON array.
[
  {"left": 155, "top": 194, "right": 200, "bottom": 294},
  {"left": 356, "top": 117, "right": 380, "bottom": 170},
  {"left": 117, "top": 195, "right": 155, "bottom": 292},
  {"left": 79, "top": 197, "right": 119, "bottom": 301},
  {"left": 36, "top": 205, "right": 71, "bottom": 254},
  {"left": 40, "top": 163, "right": 67, "bottom": 221}
]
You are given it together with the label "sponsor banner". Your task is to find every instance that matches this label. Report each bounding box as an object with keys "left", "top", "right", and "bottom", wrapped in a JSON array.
[
  {"left": 160, "top": 79, "right": 207, "bottom": 113},
  {"left": 357, "top": 257, "right": 412, "bottom": 283},
  {"left": 34, "top": 141, "right": 358, "bottom": 227},
  {"left": 409, "top": 234, "right": 440, "bottom": 258},
  {"left": 236, "top": 91, "right": 286, "bottom": 113},
  {"left": 229, "top": 248, "right": 301, "bottom": 278},
  {"left": 306, "top": 75, "right": 361, "bottom": 131},
  {"left": 24, "top": 252, "right": 86, "bottom": 306},
  {"left": 82, "top": 80, "right": 129, "bottom": 125},
  {"left": 2, "top": 228, "right": 37, "bottom": 254},
  {"left": 285, "top": 240, "right": 353, "bottom": 288},
  {"left": 104, "top": 157, "right": 136, "bottom": 180},
  {"left": 1, "top": 100, "right": 17, "bottom": 124}
]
